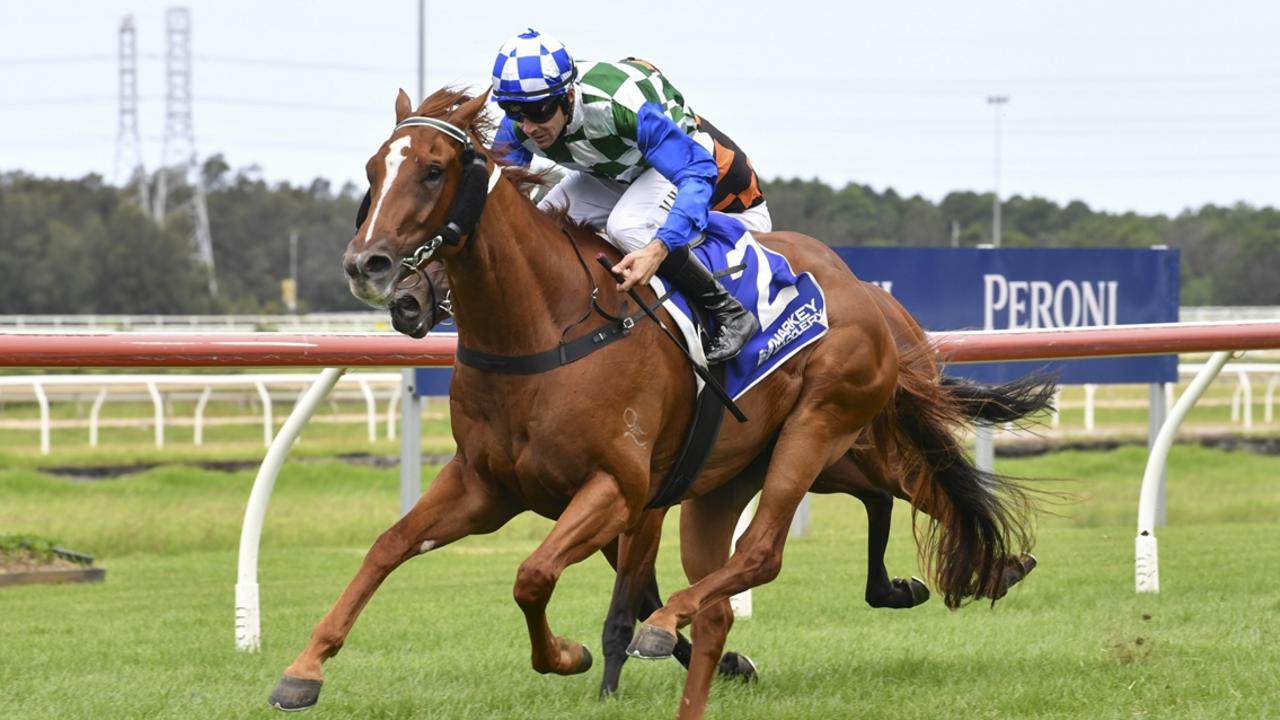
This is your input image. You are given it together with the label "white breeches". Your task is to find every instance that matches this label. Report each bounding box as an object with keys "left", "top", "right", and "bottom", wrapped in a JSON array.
[{"left": 537, "top": 167, "right": 772, "bottom": 253}]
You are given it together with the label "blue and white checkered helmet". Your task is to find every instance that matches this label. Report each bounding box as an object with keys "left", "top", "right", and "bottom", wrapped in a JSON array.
[{"left": 490, "top": 29, "right": 577, "bottom": 102}]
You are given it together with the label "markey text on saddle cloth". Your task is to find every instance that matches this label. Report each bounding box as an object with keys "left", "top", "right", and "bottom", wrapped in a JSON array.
[{"left": 655, "top": 213, "right": 829, "bottom": 401}]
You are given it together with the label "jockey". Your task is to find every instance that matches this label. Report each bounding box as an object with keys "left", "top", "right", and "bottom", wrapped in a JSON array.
[{"left": 489, "top": 28, "right": 771, "bottom": 364}]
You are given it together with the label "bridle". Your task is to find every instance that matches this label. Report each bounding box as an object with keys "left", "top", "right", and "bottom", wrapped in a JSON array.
[{"left": 358, "top": 115, "right": 503, "bottom": 283}]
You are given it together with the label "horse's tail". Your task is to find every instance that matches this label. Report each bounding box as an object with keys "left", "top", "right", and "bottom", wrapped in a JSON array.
[
  {"left": 873, "top": 348, "right": 1055, "bottom": 608},
  {"left": 940, "top": 374, "right": 1058, "bottom": 426}
]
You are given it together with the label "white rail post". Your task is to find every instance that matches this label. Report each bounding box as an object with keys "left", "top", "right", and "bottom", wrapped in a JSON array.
[
  {"left": 1266, "top": 375, "right": 1278, "bottom": 424},
  {"left": 974, "top": 422, "right": 994, "bottom": 473},
  {"left": 254, "top": 381, "right": 273, "bottom": 448},
  {"left": 1147, "top": 382, "right": 1168, "bottom": 526},
  {"left": 1136, "top": 350, "right": 1231, "bottom": 594},
  {"left": 399, "top": 369, "right": 421, "bottom": 516},
  {"left": 194, "top": 386, "right": 212, "bottom": 446},
  {"left": 1083, "top": 383, "right": 1097, "bottom": 432},
  {"left": 1236, "top": 369, "right": 1252, "bottom": 430},
  {"left": 34, "top": 382, "right": 50, "bottom": 455},
  {"left": 147, "top": 382, "right": 164, "bottom": 449},
  {"left": 387, "top": 386, "right": 400, "bottom": 441},
  {"left": 89, "top": 388, "right": 108, "bottom": 448},
  {"left": 357, "top": 377, "right": 377, "bottom": 442},
  {"left": 729, "top": 493, "right": 759, "bottom": 619},
  {"left": 236, "top": 367, "right": 346, "bottom": 652}
]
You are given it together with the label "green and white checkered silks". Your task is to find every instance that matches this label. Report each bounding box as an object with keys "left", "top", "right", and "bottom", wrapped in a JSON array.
[{"left": 517, "top": 60, "right": 700, "bottom": 183}]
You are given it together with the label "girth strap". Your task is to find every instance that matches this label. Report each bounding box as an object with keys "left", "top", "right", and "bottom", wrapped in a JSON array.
[{"left": 455, "top": 309, "right": 646, "bottom": 374}]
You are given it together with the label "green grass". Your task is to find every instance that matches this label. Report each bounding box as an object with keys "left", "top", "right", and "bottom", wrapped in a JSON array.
[{"left": 1, "top": 445, "right": 1278, "bottom": 719}]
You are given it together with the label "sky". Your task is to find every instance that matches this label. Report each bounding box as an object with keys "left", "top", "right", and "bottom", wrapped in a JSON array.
[{"left": 3, "top": 0, "right": 1278, "bottom": 217}]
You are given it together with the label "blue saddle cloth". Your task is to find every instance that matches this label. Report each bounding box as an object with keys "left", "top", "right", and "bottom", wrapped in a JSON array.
[{"left": 657, "top": 213, "right": 829, "bottom": 400}]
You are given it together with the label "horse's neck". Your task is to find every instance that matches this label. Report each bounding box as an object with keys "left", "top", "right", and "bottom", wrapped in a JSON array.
[{"left": 444, "top": 181, "right": 592, "bottom": 354}]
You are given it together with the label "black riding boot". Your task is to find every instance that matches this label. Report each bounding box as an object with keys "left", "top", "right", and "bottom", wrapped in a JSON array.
[{"left": 659, "top": 245, "right": 759, "bottom": 364}]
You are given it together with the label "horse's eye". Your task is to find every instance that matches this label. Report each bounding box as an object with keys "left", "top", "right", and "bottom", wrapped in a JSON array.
[{"left": 424, "top": 165, "right": 443, "bottom": 183}]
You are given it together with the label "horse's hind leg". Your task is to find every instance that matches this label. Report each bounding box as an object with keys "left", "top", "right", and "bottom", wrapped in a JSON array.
[
  {"left": 599, "top": 509, "right": 674, "bottom": 698},
  {"left": 668, "top": 478, "right": 760, "bottom": 720},
  {"left": 268, "top": 460, "right": 517, "bottom": 711},
  {"left": 599, "top": 507, "right": 758, "bottom": 699},
  {"left": 812, "top": 452, "right": 929, "bottom": 609}
]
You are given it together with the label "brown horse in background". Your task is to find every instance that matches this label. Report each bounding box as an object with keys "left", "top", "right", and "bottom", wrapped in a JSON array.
[{"left": 270, "top": 87, "right": 1044, "bottom": 719}]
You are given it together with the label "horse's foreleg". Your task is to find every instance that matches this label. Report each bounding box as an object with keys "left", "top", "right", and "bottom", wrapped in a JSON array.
[
  {"left": 515, "top": 470, "right": 629, "bottom": 677},
  {"left": 269, "top": 460, "right": 516, "bottom": 711}
]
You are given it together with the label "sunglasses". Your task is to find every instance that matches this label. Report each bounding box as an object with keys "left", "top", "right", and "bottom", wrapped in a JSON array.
[{"left": 498, "top": 96, "right": 563, "bottom": 124}]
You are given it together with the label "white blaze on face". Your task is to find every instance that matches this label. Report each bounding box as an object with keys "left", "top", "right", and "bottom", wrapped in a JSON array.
[{"left": 363, "top": 135, "right": 414, "bottom": 245}]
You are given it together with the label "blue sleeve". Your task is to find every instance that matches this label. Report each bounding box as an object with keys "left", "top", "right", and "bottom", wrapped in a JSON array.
[
  {"left": 635, "top": 103, "right": 718, "bottom": 250},
  {"left": 492, "top": 117, "right": 533, "bottom": 166}
]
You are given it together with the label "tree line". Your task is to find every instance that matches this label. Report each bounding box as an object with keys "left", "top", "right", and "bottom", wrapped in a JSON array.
[{"left": 2, "top": 161, "right": 1277, "bottom": 314}]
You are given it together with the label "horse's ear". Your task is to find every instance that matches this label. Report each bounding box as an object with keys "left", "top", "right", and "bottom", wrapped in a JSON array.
[
  {"left": 395, "top": 89, "right": 414, "bottom": 124},
  {"left": 449, "top": 90, "right": 491, "bottom": 128}
]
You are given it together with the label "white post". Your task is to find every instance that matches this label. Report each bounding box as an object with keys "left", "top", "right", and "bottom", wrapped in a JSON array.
[
  {"left": 1083, "top": 383, "right": 1097, "bottom": 432},
  {"left": 399, "top": 369, "right": 422, "bottom": 517},
  {"left": 147, "top": 382, "right": 164, "bottom": 449},
  {"left": 236, "top": 367, "right": 345, "bottom": 652},
  {"left": 386, "top": 386, "right": 400, "bottom": 441},
  {"left": 34, "top": 382, "right": 50, "bottom": 455},
  {"left": 1236, "top": 369, "right": 1252, "bottom": 430},
  {"left": 974, "top": 422, "right": 994, "bottom": 473},
  {"left": 1147, "top": 383, "right": 1168, "bottom": 527},
  {"left": 1136, "top": 350, "right": 1230, "bottom": 594},
  {"left": 254, "top": 381, "right": 273, "bottom": 448},
  {"left": 194, "top": 386, "right": 212, "bottom": 446},
  {"left": 357, "top": 377, "right": 377, "bottom": 442},
  {"left": 89, "top": 388, "right": 108, "bottom": 448},
  {"left": 1266, "top": 375, "right": 1278, "bottom": 424},
  {"left": 789, "top": 495, "right": 811, "bottom": 538},
  {"left": 728, "top": 494, "right": 759, "bottom": 619}
]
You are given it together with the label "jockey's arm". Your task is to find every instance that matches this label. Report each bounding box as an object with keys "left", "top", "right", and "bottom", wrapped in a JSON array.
[
  {"left": 634, "top": 104, "right": 718, "bottom": 252},
  {"left": 611, "top": 104, "right": 718, "bottom": 290}
]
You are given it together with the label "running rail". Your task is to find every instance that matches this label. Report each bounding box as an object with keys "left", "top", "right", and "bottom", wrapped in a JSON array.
[
  {"left": 2, "top": 321, "right": 1280, "bottom": 366},
  {"left": 4, "top": 320, "right": 1280, "bottom": 648}
]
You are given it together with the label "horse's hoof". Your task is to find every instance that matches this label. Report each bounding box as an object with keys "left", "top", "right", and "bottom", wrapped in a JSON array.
[
  {"left": 905, "top": 576, "right": 931, "bottom": 605},
  {"left": 626, "top": 623, "right": 677, "bottom": 659},
  {"left": 576, "top": 644, "right": 594, "bottom": 674},
  {"left": 1019, "top": 553, "right": 1038, "bottom": 575},
  {"left": 268, "top": 675, "right": 323, "bottom": 712},
  {"left": 717, "top": 652, "right": 758, "bottom": 682}
]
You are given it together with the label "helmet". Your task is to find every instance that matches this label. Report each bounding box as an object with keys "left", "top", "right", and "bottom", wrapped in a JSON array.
[{"left": 490, "top": 29, "right": 577, "bottom": 102}]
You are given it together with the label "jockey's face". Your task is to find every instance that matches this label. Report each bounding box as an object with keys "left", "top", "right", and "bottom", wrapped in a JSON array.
[{"left": 514, "top": 89, "right": 572, "bottom": 149}]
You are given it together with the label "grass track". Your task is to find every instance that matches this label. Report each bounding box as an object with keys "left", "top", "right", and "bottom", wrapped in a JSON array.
[{"left": 1, "top": 445, "right": 1278, "bottom": 719}]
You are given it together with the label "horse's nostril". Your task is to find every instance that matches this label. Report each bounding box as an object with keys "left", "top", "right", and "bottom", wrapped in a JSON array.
[
  {"left": 393, "top": 296, "right": 422, "bottom": 317},
  {"left": 364, "top": 254, "right": 393, "bottom": 277}
]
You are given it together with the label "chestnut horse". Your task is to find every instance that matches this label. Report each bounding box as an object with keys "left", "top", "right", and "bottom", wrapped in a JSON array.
[{"left": 270, "top": 87, "right": 1041, "bottom": 719}]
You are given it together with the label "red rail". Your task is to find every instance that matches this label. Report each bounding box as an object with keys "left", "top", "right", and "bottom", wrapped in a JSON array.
[{"left": 1, "top": 321, "right": 1279, "bottom": 368}]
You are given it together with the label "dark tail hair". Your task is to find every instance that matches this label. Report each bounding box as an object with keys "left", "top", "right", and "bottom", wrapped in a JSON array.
[
  {"left": 872, "top": 349, "right": 1055, "bottom": 608},
  {"left": 941, "top": 374, "right": 1058, "bottom": 426}
]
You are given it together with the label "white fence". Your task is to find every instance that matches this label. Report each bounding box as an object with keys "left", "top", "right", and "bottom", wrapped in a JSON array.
[{"left": 0, "top": 372, "right": 402, "bottom": 454}]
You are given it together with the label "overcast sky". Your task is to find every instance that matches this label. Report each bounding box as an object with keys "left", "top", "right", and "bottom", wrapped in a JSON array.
[{"left": 3, "top": 0, "right": 1278, "bottom": 216}]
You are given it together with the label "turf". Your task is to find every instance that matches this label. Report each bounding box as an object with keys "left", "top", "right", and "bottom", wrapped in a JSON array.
[{"left": 0, "top": 444, "right": 1277, "bottom": 719}]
